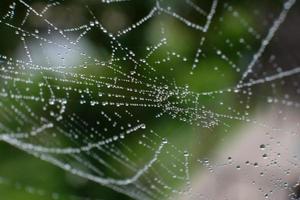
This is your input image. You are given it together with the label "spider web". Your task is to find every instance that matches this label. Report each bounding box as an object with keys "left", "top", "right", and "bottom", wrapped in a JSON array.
[{"left": 0, "top": 0, "right": 299, "bottom": 199}]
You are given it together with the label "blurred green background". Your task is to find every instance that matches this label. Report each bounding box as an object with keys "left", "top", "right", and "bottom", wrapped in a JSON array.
[{"left": 0, "top": 0, "right": 296, "bottom": 199}]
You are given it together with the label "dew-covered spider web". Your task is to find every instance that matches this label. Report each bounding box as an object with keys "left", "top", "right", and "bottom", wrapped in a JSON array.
[{"left": 0, "top": 0, "right": 300, "bottom": 199}]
